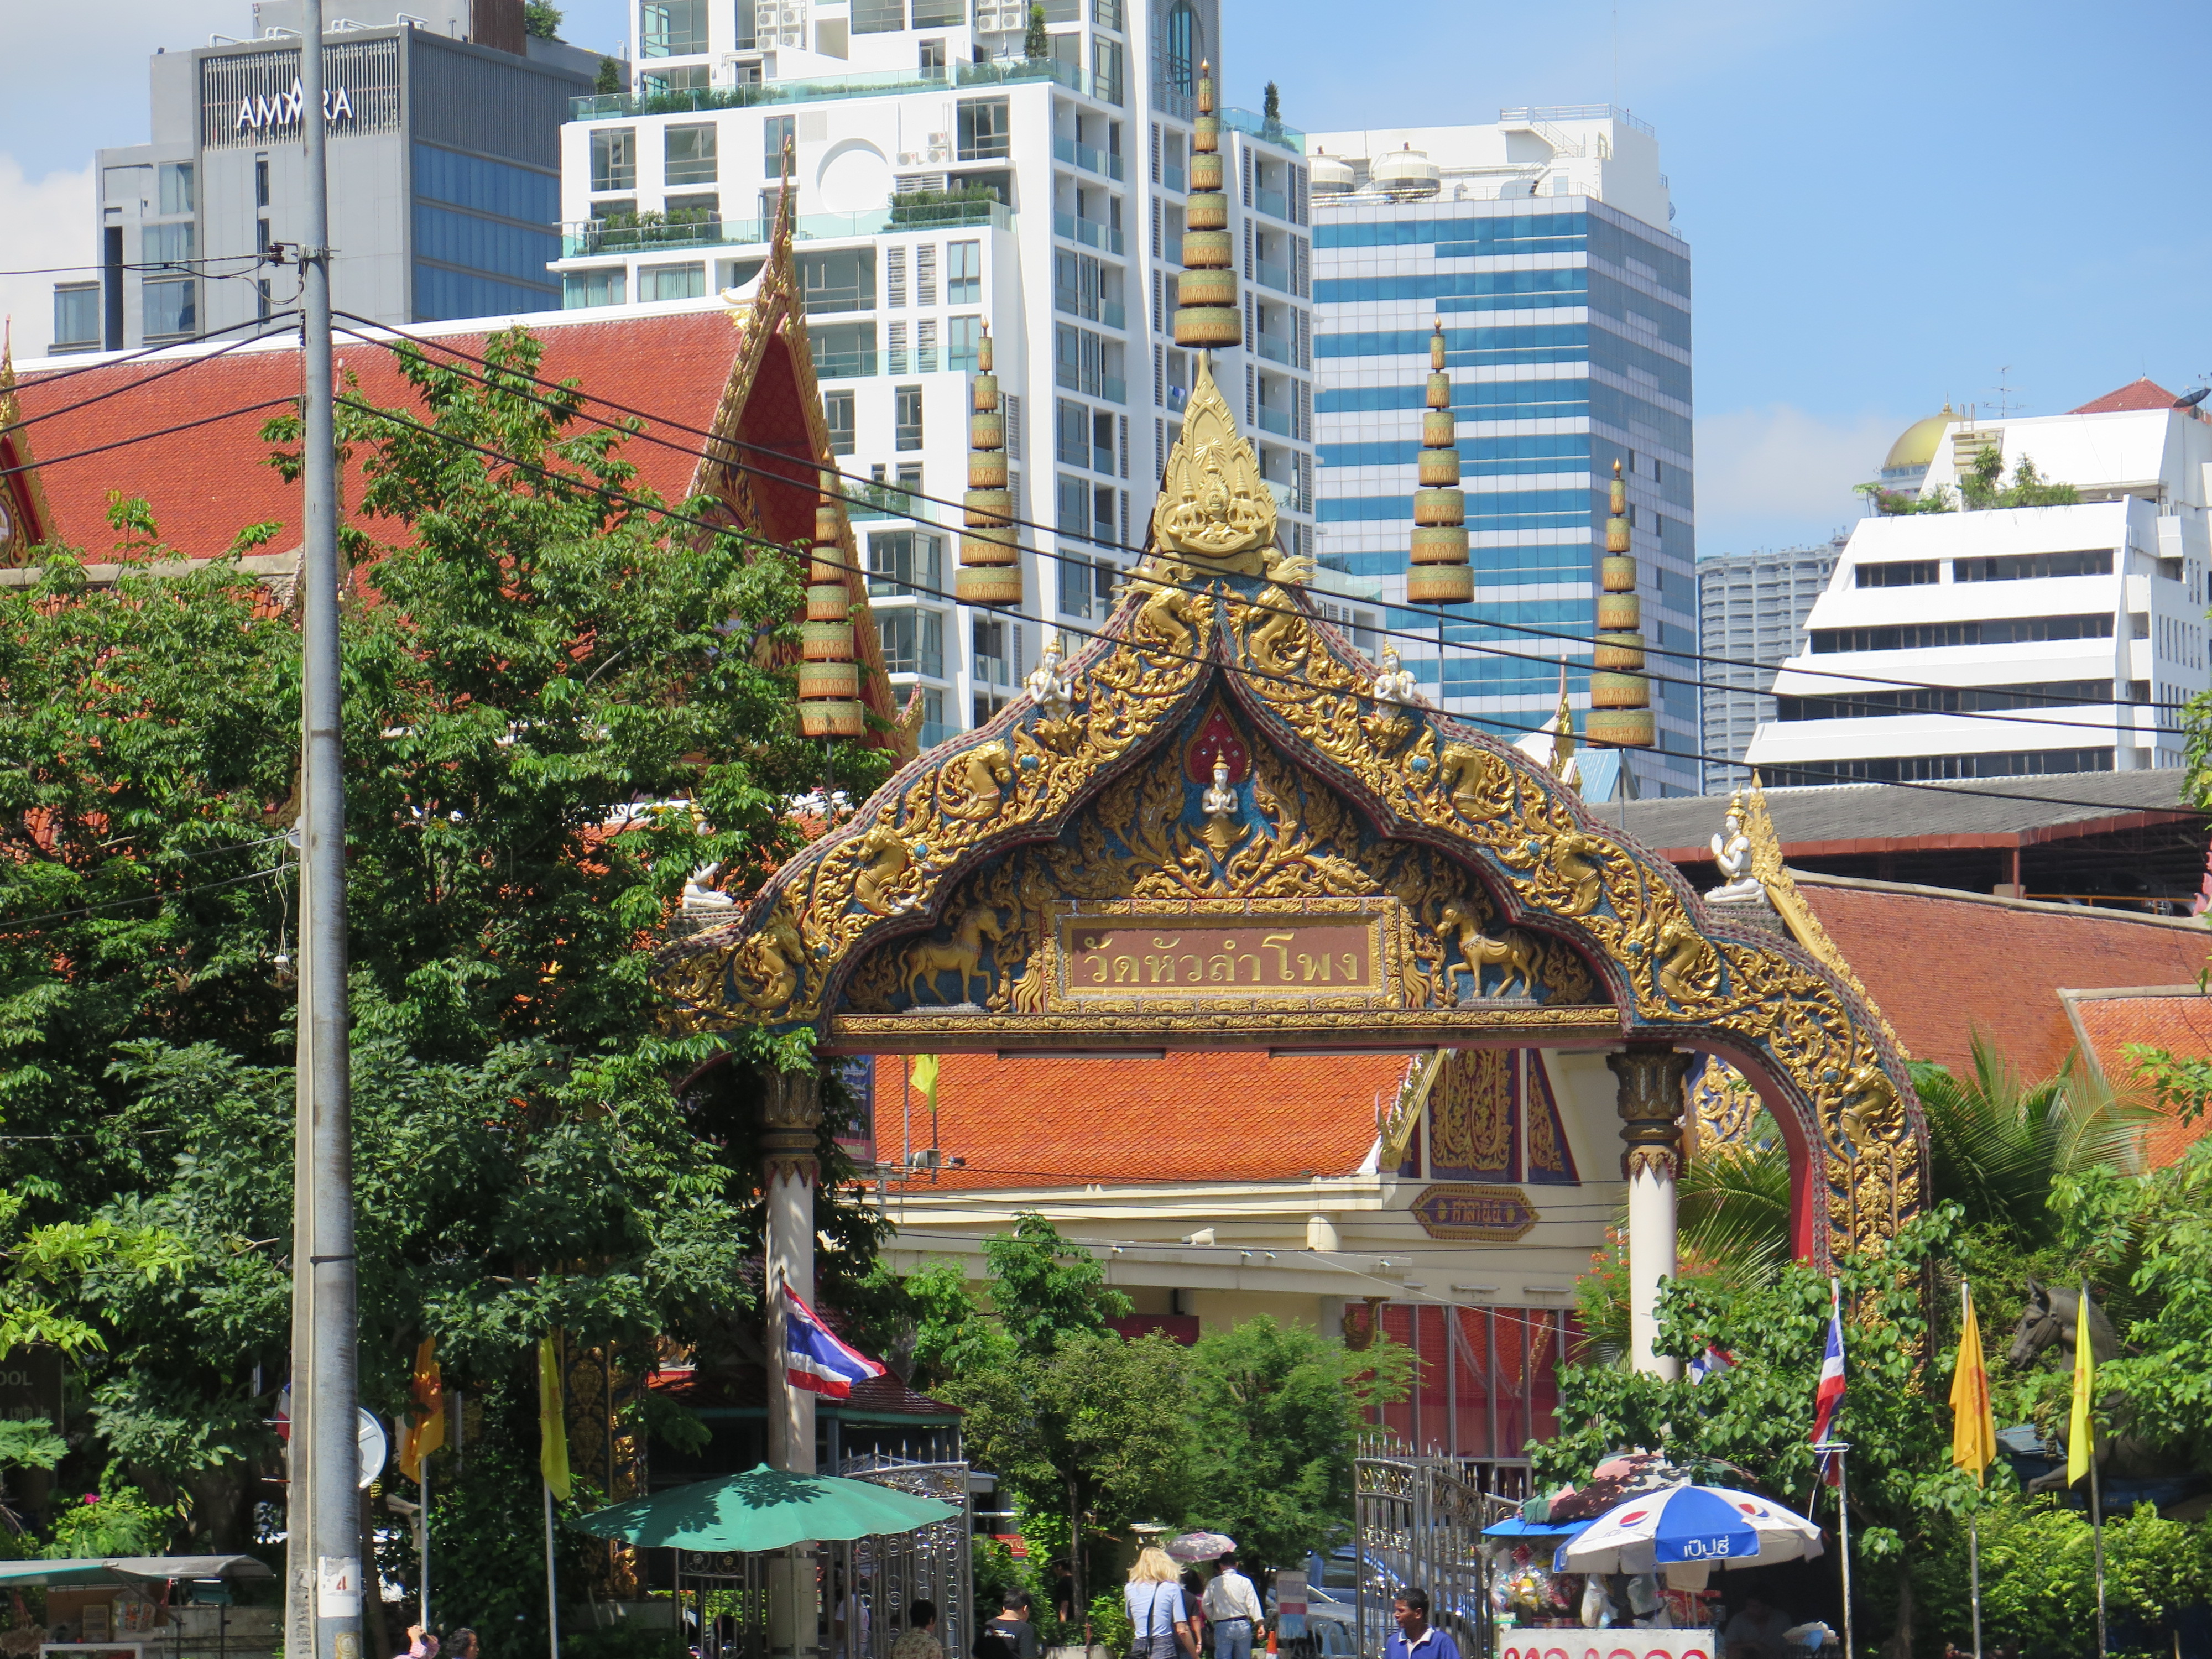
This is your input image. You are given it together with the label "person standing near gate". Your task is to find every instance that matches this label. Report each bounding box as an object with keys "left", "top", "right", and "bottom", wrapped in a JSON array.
[
  {"left": 1126, "top": 1550, "right": 1196, "bottom": 1659},
  {"left": 1386, "top": 1590, "right": 1459, "bottom": 1659},
  {"left": 1201, "top": 1554, "right": 1263, "bottom": 1659}
]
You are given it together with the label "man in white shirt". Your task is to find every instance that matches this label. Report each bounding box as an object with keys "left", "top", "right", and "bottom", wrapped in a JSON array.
[{"left": 1201, "top": 1554, "right": 1265, "bottom": 1659}]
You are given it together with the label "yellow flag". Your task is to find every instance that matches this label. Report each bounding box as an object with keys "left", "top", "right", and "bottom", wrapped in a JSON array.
[
  {"left": 2066, "top": 1287, "right": 2094, "bottom": 1488},
  {"left": 397, "top": 1337, "right": 446, "bottom": 1484},
  {"left": 910, "top": 1055, "right": 941, "bottom": 1109},
  {"left": 1948, "top": 1286, "right": 1996, "bottom": 1484},
  {"left": 538, "top": 1334, "right": 571, "bottom": 1500}
]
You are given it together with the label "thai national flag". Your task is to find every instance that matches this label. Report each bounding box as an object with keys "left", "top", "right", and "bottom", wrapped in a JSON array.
[
  {"left": 1809, "top": 1286, "right": 1847, "bottom": 1485},
  {"left": 1689, "top": 1344, "right": 1735, "bottom": 1384},
  {"left": 782, "top": 1285, "right": 888, "bottom": 1400}
]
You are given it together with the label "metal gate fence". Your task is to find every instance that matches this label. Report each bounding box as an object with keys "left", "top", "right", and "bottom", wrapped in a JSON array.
[{"left": 1353, "top": 1438, "right": 1520, "bottom": 1659}]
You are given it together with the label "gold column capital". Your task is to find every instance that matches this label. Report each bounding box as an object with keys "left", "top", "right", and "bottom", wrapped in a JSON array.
[
  {"left": 1608, "top": 1047, "right": 1693, "bottom": 1181},
  {"left": 759, "top": 1067, "right": 823, "bottom": 1186}
]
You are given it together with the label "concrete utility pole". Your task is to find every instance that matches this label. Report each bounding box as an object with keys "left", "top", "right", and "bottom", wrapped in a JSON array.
[{"left": 283, "top": 2, "right": 362, "bottom": 1655}]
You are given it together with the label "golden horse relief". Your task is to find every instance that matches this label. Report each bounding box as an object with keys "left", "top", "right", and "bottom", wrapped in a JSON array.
[{"left": 901, "top": 905, "right": 1014, "bottom": 1006}]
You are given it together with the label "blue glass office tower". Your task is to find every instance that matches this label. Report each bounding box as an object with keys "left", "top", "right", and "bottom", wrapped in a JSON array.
[{"left": 1308, "top": 113, "right": 1696, "bottom": 795}]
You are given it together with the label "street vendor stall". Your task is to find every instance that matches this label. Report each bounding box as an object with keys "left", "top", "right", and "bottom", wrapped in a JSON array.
[
  {"left": 572, "top": 1462, "right": 964, "bottom": 1659},
  {"left": 0, "top": 1556, "right": 276, "bottom": 1659}
]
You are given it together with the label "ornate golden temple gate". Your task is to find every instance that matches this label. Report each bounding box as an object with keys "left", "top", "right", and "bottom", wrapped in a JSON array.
[{"left": 652, "top": 360, "right": 1929, "bottom": 1452}]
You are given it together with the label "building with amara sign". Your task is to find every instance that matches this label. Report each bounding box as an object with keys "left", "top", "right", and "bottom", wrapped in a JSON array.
[{"left": 51, "top": 0, "right": 608, "bottom": 356}]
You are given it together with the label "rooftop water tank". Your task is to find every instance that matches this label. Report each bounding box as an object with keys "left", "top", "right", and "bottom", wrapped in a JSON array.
[
  {"left": 1371, "top": 143, "right": 1439, "bottom": 199},
  {"left": 1310, "top": 149, "right": 1356, "bottom": 196}
]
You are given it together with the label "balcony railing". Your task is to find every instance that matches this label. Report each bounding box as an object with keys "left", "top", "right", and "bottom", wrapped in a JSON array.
[
  {"left": 1100, "top": 373, "right": 1127, "bottom": 404},
  {"left": 1053, "top": 211, "right": 1125, "bottom": 254},
  {"left": 562, "top": 198, "right": 1010, "bottom": 257},
  {"left": 1253, "top": 330, "right": 1292, "bottom": 366},
  {"left": 1053, "top": 134, "right": 1126, "bottom": 181},
  {"left": 1263, "top": 479, "right": 1295, "bottom": 511},
  {"left": 1255, "top": 258, "right": 1293, "bottom": 294},
  {"left": 1254, "top": 185, "right": 1288, "bottom": 221},
  {"left": 1218, "top": 106, "right": 1306, "bottom": 154},
  {"left": 812, "top": 348, "right": 879, "bottom": 379},
  {"left": 1053, "top": 289, "right": 1127, "bottom": 331},
  {"left": 1161, "top": 162, "right": 1185, "bottom": 193},
  {"left": 569, "top": 56, "right": 1081, "bottom": 121},
  {"left": 1254, "top": 404, "right": 1294, "bottom": 439}
]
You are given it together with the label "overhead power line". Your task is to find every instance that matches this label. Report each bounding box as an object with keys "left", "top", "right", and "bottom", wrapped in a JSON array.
[
  {"left": 325, "top": 314, "right": 2192, "bottom": 736},
  {"left": 315, "top": 387, "right": 2210, "bottom": 822}
]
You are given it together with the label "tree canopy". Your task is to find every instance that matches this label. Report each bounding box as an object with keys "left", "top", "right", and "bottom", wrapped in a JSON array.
[{"left": 0, "top": 327, "right": 889, "bottom": 1651}]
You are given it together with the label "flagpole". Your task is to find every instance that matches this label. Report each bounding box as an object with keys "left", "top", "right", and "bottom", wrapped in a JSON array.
[
  {"left": 1834, "top": 1441, "right": 1854, "bottom": 1659},
  {"left": 543, "top": 1479, "right": 561, "bottom": 1659},
  {"left": 2088, "top": 1310, "right": 2107, "bottom": 1659},
  {"left": 418, "top": 1460, "right": 431, "bottom": 1628},
  {"left": 1961, "top": 1281, "right": 1982, "bottom": 1659}
]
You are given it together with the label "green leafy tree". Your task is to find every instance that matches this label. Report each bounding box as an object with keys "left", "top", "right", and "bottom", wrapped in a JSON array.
[
  {"left": 594, "top": 56, "right": 622, "bottom": 94},
  {"left": 1914, "top": 1040, "right": 2154, "bottom": 1250},
  {"left": 0, "top": 326, "right": 890, "bottom": 1637},
  {"left": 947, "top": 1331, "right": 1191, "bottom": 1623},
  {"left": 984, "top": 1212, "right": 1130, "bottom": 1358},
  {"left": 524, "top": 2, "right": 563, "bottom": 38},
  {"left": 1261, "top": 81, "right": 1281, "bottom": 125},
  {"left": 1183, "top": 1316, "right": 1410, "bottom": 1574},
  {"left": 1540, "top": 1207, "right": 1980, "bottom": 1658},
  {"left": 1024, "top": 3, "right": 1048, "bottom": 59},
  {"left": 1958, "top": 447, "right": 2080, "bottom": 510}
]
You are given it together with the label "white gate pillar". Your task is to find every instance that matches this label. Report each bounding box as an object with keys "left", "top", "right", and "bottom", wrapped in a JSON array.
[{"left": 1608, "top": 1049, "right": 1694, "bottom": 1380}]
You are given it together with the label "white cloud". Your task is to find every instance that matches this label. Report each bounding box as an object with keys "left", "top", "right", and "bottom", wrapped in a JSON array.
[
  {"left": 1694, "top": 404, "right": 1904, "bottom": 556},
  {"left": 0, "top": 156, "right": 96, "bottom": 362}
]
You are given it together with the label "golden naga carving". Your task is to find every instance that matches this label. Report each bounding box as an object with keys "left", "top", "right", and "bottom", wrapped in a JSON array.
[{"left": 1149, "top": 356, "right": 1279, "bottom": 575}]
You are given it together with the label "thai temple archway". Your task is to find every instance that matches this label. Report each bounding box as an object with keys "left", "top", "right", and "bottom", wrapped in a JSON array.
[{"left": 655, "top": 352, "right": 1929, "bottom": 1410}]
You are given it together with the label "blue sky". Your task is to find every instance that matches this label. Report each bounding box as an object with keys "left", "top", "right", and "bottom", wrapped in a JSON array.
[{"left": 6, "top": 0, "right": 2208, "bottom": 553}]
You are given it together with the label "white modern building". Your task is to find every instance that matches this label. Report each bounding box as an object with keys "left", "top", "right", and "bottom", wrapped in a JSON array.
[
  {"left": 1306, "top": 109, "right": 1698, "bottom": 796},
  {"left": 1697, "top": 537, "right": 1843, "bottom": 793},
  {"left": 547, "top": 0, "right": 1316, "bottom": 743},
  {"left": 1744, "top": 382, "right": 2212, "bottom": 783},
  {"left": 51, "top": 0, "right": 607, "bottom": 355}
]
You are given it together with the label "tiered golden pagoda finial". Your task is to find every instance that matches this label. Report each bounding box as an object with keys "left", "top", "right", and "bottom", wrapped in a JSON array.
[
  {"left": 1407, "top": 320, "right": 1470, "bottom": 604},
  {"left": 799, "top": 476, "right": 864, "bottom": 738},
  {"left": 958, "top": 325, "right": 1021, "bottom": 606},
  {"left": 1587, "top": 458, "right": 1654, "bottom": 748},
  {"left": 1173, "top": 61, "right": 1240, "bottom": 348}
]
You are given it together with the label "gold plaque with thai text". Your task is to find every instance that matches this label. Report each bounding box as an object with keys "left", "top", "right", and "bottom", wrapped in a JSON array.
[
  {"left": 1410, "top": 1183, "right": 1540, "bottom": 1242},
  {"left": 1050, "top": 899, "right": 1399, "bottom": 1009}
]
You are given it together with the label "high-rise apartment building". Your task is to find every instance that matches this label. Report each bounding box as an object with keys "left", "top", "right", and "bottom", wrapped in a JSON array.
[
  {"left": 547, "top": 0, "right": 1315, "bottom": 742},
  {"left": 1306, "top": 109, "right": 1696, "bottom": 796},
  {"left": 1746, "top": 381, "right": 2212, "bottom": 784},
  {"left": 50, "top": 0, "right": 605, "bottom": 356},
  {"left": 1698, "top": 538, "right": 1843, "bottom": 793}
]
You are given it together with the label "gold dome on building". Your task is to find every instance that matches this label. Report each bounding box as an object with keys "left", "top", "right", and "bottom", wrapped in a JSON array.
[{"left": 1882, "top": 404, "right": 1955, "bottom": 472}]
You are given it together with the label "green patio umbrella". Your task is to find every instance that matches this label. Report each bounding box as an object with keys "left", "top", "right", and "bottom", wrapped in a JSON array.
[
  {"left": 571, "top": 1465, "right": 958, "bottom": 1553},
  {"left": 0, "top": 1556, "right": 276, "bottom": 1587}
]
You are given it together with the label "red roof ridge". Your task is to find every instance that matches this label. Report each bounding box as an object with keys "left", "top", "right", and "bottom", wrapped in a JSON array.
[
  {"left": 1788, "top": 867, "right": 2205, "bottom": 931},
  {"left": 2057, "top": 983, "right": 2210, "bottom": 1000},
  {"left": 2068, "top": 376, "right": 2183, "bottom": 415}
]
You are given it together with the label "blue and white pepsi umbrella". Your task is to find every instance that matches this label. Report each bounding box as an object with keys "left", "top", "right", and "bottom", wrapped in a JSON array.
[{"left": 1558, "top": 1485, "right": 1823, "bottom": 1575}]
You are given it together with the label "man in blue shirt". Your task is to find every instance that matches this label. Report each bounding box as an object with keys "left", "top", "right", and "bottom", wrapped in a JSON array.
[{"left": 1384, "top": 1589, "right": 1460, "bottom": 1659}]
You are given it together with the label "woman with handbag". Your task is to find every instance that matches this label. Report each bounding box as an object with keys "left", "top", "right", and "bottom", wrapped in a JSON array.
[{"left": 1125, "top": 1550, "right": 1196, "bottom": 1659}]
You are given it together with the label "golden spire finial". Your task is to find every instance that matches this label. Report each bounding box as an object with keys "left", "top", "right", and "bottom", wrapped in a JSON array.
[
  {"left": 1407, "top": 317, "right": 1468, "bottom": 603},
  {"left": 1589, "top": 456, "right": 1651, "bottom": 749},
  {"left": 957, "top": 312, "right": 1019, "bottom": 606},
  {"left": 1175, "top": 55, "right": 1236, "bottom": 348}
]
